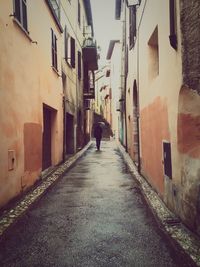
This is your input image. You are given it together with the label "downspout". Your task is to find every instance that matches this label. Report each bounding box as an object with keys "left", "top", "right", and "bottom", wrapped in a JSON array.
[
  {"left": 62, "top": 95, "right": 66, "bottom": 162},
  {"left": 137, "top": 0, "right": 147, "bottom": 173},
  {"left": 124, "top": 3, "right": 128, "bottom": 151},
  {"left": 136, "top": 10, "right": 141, "bottom": 173}
]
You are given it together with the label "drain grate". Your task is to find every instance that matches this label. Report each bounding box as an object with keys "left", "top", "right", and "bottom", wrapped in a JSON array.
[{"left": 164, "top": 217, "right": 181, "bottom": 226}]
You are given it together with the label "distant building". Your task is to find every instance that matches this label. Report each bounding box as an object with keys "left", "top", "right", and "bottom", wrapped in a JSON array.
[
  {"left": 115, "top": 0, "right": 200, "bottom": 235},
  {"left": 0, "top": 0, "right": 97, "bottom": 208},
  {"left": 106, "top": 40, "right": 121, "bottom": 140}
]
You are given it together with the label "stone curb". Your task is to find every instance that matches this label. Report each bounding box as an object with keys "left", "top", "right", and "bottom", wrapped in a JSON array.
[
  {"left": 117, "top": 141, "right": 200, "bottom": 266},
  {"left": 0, "top": 141, "right": 92, "bottom": 238}
]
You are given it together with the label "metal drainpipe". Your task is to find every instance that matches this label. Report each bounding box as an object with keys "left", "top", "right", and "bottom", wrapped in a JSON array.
[
  {"left": 62, "top": 94, "right": 66, "bottom": 162},
  {"left": 136, "top": 0, "right": 147, "bottom": 173},
  {"left": 124, "top": 3, "right": 128, "bottom": 152}
]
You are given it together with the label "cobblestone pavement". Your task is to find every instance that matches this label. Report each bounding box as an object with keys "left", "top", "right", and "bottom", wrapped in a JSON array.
[
  {"left": 0, "top": 141, "right": 92, "bottom": 237},
  {"left": 0, "top": 140, "right": 199, "bottom": 267},
  {"left": 118, "top": 142, "right": 200, "bottom": 266}
]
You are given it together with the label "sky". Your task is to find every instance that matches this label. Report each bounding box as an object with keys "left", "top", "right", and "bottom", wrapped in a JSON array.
[{"left": 90, "top": 0, "right": 121, "bottom": 68}]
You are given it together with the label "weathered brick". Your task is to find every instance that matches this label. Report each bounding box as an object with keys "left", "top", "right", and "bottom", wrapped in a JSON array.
[{"left": 180, "top": 0, "right": 200, "bottom": 94}]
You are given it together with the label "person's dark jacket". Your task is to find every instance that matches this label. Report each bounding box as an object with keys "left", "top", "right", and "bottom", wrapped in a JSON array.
[{"left": 94, "top": 125, "right": 102, "bottom": 139}]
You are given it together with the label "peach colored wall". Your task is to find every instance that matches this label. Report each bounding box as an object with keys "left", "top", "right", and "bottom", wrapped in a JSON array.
[
  {"left": 140, "top": 97, "right": 170, "bottom": 195},
  {"left": 125, "top": 0, "right": 182, "bottom": 197},
  {"left": 176, "top": 86, "right": 200, "bottom": 233},
  {"left": 0, "top": 1, "right": 63, "bottom": 207}
]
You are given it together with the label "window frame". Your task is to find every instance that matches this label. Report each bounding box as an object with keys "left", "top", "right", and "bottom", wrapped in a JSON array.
[
  {"left": 45, "top": 0, "right": 63, "bottom": 33},
  {"left": 13, "top": 0, "right": 28, "bottom": 32},
  {"left": 51, "top": 29, "right": 58, "bottom": 71},
  {"left": 64, "top": 26, "right": 69, "bottom": 62},
  {"left": 78, "top": 51, "right": 82, "bottom": 80},
  {"left": 129, "top": 5, "right": 136, "bottom": 50},
  {"left": 78, "top": 1, "right": 81, "bottom": 26},
  {"left": 70, "top": 37, "right": 76, "bottom": 69}
]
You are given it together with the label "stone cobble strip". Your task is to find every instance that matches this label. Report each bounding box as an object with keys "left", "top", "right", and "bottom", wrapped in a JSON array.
[
  {"left": 0, "top": 142, "right": 92, "bottom": 237},
  {"left": 117, "top": 141, "right": 200, "bottom": 266}
]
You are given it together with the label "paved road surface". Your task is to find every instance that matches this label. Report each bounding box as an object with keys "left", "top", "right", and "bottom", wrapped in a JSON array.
[{"left": 0, "top": 141, "right": 195, "bottom": 266}]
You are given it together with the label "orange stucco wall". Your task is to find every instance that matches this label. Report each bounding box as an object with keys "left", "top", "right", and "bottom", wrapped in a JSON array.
[
  {"left": 0, "top": 1, "right": 63, "bottom": 208},
  {"left": 140, "top": 97, "right": 170, "bottom": 195},
  {"left": 178, "top": 113, "right": 200, "bottom": 158}
]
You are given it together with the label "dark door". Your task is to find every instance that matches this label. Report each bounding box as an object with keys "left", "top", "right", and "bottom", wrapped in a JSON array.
[
  {"left": 65, "top": 113, "right": 74, "bottom": 154},
  {"left": 42, "top": 106, "right": 51, "bottom": 170}
]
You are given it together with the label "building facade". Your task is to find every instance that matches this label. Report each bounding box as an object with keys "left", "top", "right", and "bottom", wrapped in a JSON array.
[
  {"left": 115, "top": 0, "right": 200, "bottom": 235},
  {"left": 0, "top": 0, "right": 97, "bottom": 209},
  {"left": 106, "top": 40, "right": 121, "bottom": 140}
]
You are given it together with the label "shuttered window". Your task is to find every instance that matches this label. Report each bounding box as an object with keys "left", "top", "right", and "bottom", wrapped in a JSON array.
[
  {"left": 129, "top": 5, "right": 136, "bottom": 49},
  {"left": 49, "top": 0, "right": 60, "bottom": 20},
  {"left": 78, "top": 1, "right": 81, "bottom": 26},
  {"left": 78, "top": 51, "right": 81, "bottom": 80},
  {"left": 51, "top": 29, "right": 58, "bottom": 70},
  {"left": 14, "top": 0, "right": 28, "bottom": 31},
  {"left": 169, "top": 0, "right": 177, "bottom": 49},
  {"left": 64, "top": 26, "right": 69, "bottom": 62},
  {"left": 70, "top": 37, "right": 75, "bottom": 68}
]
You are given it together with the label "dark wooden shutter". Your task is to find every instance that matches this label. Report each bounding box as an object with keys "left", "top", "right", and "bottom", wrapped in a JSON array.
[
  {"left": 22, "top": 0, "right": 28, "bottom": 31},
  {"left": 129, "top": 5, "right": 136, "bottom": 49},
  {"left": 64, "top": 26, "right": 68, "bottom": 61},
  {"left": 78, "top": 1, "right": 81, "bottom": 25},
  {"left": 14, "top": 0, "right": 28, "bottom": 31},
  {"left": 14, "top": 0, "right": 21, "bottom": 22},
  {"left": 51, "top": 29, "right": 57, "bottom": 70},
  {"left": 169, "top": 0, "right": 177, "bottom": 49},
  {"left": 71, "top": 37, "right": 75, "bottom": 68},
  {"left": 78, "top": 51, "right": 81, "bottom": 79}
]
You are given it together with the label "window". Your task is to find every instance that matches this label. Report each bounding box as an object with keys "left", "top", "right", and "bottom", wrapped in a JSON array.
[
  {"left": 78, "top": 1, "right": 81, "bottom": 26},
  {"left": 64, "top": 30, "right": 76, "bottom": 69},
  {"left": 129, "top": 5, "right": 136, "bottom": 49},
  {"left": 148, "top": 26, "right": 159, "bottom": 80},
  {"left": 169, "top": 0, "right": 177, "bottom": 49},
  {"left": 49, "top": 0, "right": 60, "bottom": 20},
  {"left": 46, "top": 0, "right": 63, "bottom": 32},
  {"left": 14, "top": 0, "right": 28, "bottom": 31},
  {"left": 163, "top": 141, "right": 172, "bottom": 179},
  {"left": 78, "top": 51, "right": 81, "bottom": 79},
  {"left": 64, "top": 26, "right": 69, "bottom": 61},
  {"left": 51, "top": 29, "right": 58, "bottom": 70},
  {"left": 70, "top": 37, "right": 75, "bottom": 68}
]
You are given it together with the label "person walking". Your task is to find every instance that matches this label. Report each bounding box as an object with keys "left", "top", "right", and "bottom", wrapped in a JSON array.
[{"left": 94, "top": 123, "right": 103, "bottom": 150}]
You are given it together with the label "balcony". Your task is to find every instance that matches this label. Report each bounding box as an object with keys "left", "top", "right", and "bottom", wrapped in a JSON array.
[
  {"left": 84, "top": 87, "right": 95, "bottom": 99},
  {"left": 82, "top": 38, "right": 98, "bottom": 71}
]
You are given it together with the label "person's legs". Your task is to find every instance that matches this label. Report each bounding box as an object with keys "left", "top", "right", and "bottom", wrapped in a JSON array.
[{"left": 96, "top": 138, "right": 101, "bottom": 150}]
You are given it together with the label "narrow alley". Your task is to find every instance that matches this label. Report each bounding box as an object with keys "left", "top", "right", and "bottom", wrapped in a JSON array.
[{"left": 0, "top": 141, "right": 194, "bottom": 267}]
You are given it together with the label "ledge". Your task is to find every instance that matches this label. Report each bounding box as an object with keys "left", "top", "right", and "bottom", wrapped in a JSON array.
[
  {"left": 13, "top": 18, "right": 37, "bottom": 44},
  {"left": 52, "top": 66, "right": 61, "bottom": 77}
]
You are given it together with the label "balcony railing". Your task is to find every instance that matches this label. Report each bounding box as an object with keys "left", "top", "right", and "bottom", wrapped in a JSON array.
[
  {"left": 82, "top": 37, "right": 98, "bottom": 71},
  {"left": 84, "top": 87, "right": 95, "bottom": 99}
]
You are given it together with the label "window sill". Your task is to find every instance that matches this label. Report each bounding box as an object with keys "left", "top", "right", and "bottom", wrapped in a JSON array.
[
  {"left": 52, "top": 66, "right": 61, "bottom": 76},
  {"left": 64, "top": 58, "right": 73, "bottom": 69},
  {"left": 13, "top": 18, "right": 37, "bottom": 44},
  {"left": 13, "top": 18, "right": 30, "bottom": 40}
]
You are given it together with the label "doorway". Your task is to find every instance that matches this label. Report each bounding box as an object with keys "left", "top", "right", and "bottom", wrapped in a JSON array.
[
  {"left": 42, "top": 105, "right": 52, "bottom": 170},
  {"left": 65, "top": 113, "right": 74, "bottom": 154}
]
